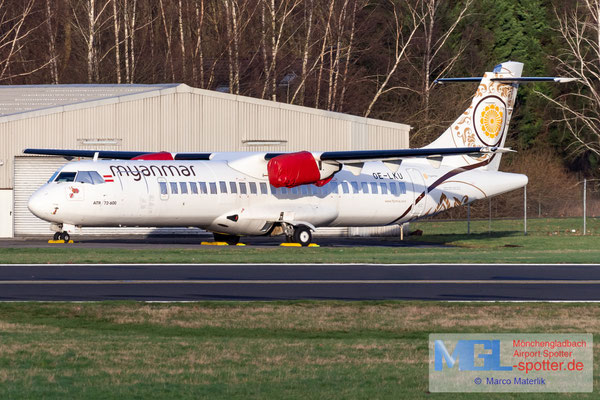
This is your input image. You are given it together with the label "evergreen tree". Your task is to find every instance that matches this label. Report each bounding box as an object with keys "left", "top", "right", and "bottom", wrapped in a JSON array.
[{"left": 475, "top": 0, "right": 552, "bottom": 149}]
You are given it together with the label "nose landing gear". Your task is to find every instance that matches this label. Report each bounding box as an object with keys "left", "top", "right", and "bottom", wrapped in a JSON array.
[{"left": 52, "top": 231, "right": 71, "bottom": 243}]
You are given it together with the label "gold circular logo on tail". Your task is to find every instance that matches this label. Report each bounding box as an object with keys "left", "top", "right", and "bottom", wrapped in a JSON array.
[
  {"left": 480, "top": 104, "right": 503, "bottom": 139},
  {"left": 472, "top": 95, "right": 506, "bottom": 146}
]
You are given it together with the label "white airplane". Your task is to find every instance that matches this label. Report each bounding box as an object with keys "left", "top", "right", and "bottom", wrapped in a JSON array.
[{"left": 25, "top": 61, "right": 574, "bottom": 245}]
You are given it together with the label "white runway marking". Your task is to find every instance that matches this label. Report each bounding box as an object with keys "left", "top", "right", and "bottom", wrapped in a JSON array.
[{"left": 2, "top": 279, "right": 600, "bottom": 285}]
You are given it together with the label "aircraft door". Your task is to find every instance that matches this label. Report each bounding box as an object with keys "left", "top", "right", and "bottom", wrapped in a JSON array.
[
  {"left": 158, "top": 178, "right": 168, "bottom": 200},
  {"left": 406, "top": 168, "right": 427, "bottom": 217}
]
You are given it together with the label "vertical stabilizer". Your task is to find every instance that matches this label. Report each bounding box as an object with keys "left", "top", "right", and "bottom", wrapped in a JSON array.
[{"left": 426, "top": 61, "right": 523, "bottom": 171}]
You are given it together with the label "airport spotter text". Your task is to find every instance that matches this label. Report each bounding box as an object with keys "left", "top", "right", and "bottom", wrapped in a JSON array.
[
  {"left": 513, "top": 349, "right": 574, "bottom": 358},
  {"left": 512, "top": 339, "right": 587, "bottom": 349},
  {"left": 486, "top": 377, "right": 546, "bottom": 385},
  {"left": 514, "top": 359, "right": 584, "bottom": 374},
  {"left": 109, "top": 165, "right": 197, "bottom": 181}
]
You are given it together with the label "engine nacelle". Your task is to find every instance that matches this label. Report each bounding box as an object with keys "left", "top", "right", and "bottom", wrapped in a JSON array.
[
  {"left": 267, "top": 151, "right": 340, "bottom": 188},
  {"left": 131, "top": 151, "right": 173, "bottom": 160}
]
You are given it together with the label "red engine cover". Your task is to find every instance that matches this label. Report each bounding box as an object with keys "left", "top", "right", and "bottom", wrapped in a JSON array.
[
  {"left": 131, "top": 151, "right": 174, "bottom": 160},
  {"left": 268, "top": 151, "right": 327, "bottom": 188}
]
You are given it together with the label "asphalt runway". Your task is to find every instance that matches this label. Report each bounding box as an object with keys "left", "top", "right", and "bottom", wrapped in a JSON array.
[{"left": 2, "top": 263, "right": 600, "bottom": 301}]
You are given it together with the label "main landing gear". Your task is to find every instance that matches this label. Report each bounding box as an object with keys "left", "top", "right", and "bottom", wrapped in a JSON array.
[
  {"left": 284, "top": 224, "right": 312, "bottom": 246},
  {"left": 52, "top": 232, "right": 70, "bottom": 242}
]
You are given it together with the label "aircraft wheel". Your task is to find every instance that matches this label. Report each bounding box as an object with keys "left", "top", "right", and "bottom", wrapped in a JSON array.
[
  {"left": 293, "top": 225, "right": 312, "bottom": 247},
  {"left": 53, "top": 232, "right": 60, "bottom": 241},
  {"left": 59, "top": 232, "right": 70, "bottom": 242},
  {"left": 213, "top": 233, "right": 240, "bottom": 245}
]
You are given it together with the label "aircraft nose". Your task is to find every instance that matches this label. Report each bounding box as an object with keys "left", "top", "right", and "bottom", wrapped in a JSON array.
[{"left": 28, "top": 189, "right": 50, "bottom": 219}]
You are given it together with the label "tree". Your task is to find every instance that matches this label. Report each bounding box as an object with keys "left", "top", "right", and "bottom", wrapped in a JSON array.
[
  {"left": 537, "top": 1, "right": 600, "bottom": 172},
  {"left": 0, "top": 0, "right": 47, "bottom": 83},
  {"left": 70, "top": 0, "right": 113, "bottom": 83},
  {"left": 364, "top": 0, "right": 422, "bottom": 118}
]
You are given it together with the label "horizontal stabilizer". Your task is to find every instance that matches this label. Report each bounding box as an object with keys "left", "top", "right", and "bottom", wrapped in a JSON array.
[
  {"left": 266, "top": 146, "right": 510, "bottom": 163},
  {"left": 435, "top": 77, "right": 578, "bottom": 84}
]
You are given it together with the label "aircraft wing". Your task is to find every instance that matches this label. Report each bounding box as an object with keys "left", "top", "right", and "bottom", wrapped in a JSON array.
[
  {"left": 23, "top": 148, "right": 212, "bottom": 160},
  {"left": 264, "top": 146, "right": 512, "bottom": 163},
  {"left": 24, "top": 146, "right": 510, "bottom": 163}
]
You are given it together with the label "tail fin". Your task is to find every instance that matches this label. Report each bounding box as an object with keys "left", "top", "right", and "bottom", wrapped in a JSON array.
[{"left": 426, "top": 61, "right": 523, "bottom": 171}]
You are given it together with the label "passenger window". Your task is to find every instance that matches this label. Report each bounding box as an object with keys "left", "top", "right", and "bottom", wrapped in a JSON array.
[
  {"left": 190, "top": 182, "right": 198, "bottom": 194},
  {"left": 159, "top": 182, "right": 168, "bottom": 195},
  {"left": 209, "top": 182, "right": 217, "bottom": 194},
  {"left": 229, "top": 182, "right": 237, "bottom": 194},
  {"left": 259, "top": 182, "right": 268, "bottom": 194},
  {"left": 398, "top": 182, "right": 407, "bottom": 194},
  {"left": 361, "top": 182, "right": 369, "bottom": 194},
  {"left": 170, "top": 182, "right": 178, "bottom": 194},
  {"left": 301, "top": 186, "right": 309, "bottom": 195},
  {"left": 332, "top": 183, "right": 339, "bottom": 194},
  {"left": 380, "top": 182, "right": 388, "bottom": 195},
  {"left": 240, "top": 183, "right": 247, "bottom": 194},
  {"left": 351, "top": 182, "right": 359, "bottom": 194},
  {"left": 291, "top": 187, "right": 298, "bottom": 195},
  {"left": 270, "top": 185, "right": 279, "bottom": 195},
  {"left": 280, "top": 187, "right": 288, "bottom": 195},
  {"left": 249, "top": 182, "right": 257, "bottom": 194},
  {"left": 370, "top": 182, "right": 378, "bottom": 194},
  {"left": 180, "top": 182, "right": 188, "bottom": 194},
  {"left": 55, "top": 171, "right": 76, "bottom": 183},
  {"left": 199, "top": 182, "right": 208, "bottom": 194},
  {"left": 389, "top": 182, "right": 398, "bottom": 196},
  {"left": 311, "top": 186, "right": 320, "bottom": 195},
  {"left": 219, "top": 181, "right": 228, "bottom": 194},
  {"left": 341, "top": 182, "right": 349, "bottom": 194}
]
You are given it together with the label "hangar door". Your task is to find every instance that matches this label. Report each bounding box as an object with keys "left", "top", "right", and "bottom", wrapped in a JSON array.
[{"left": 13, "top": 157, "right": 205, "bottom": 236}]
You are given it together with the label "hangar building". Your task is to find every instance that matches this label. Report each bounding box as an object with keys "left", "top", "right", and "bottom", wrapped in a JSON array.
[{"left": 0, "top": 84, "right": 410, "bottom": 238}]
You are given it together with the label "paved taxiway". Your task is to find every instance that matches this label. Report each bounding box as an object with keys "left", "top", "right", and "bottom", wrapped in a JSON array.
[
  {"left": 1, "top": 264, "right": 600, "bottom": 301},
  {"left": 0, "top": 235, "right": 446, "bottom": 249}
]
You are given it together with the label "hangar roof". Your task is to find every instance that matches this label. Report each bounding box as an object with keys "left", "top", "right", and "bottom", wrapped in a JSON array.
[
  {"left": 0, "top": 83, "right": 408, "bottom": 130},
  {"left": 0, "top": 84, "right": 180, "bottom": 118}
]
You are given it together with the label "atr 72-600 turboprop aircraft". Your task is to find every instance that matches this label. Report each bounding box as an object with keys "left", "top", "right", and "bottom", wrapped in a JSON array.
[{"left": 25, "top": 61, "right": 574, "bottom": 245}]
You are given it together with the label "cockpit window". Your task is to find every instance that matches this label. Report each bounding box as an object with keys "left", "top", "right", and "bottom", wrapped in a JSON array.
[
  {"left": 75, "top": 171, "right": 105, "bottom": 184},
  {"left": 89, "top": 171, "right": 105, "bottom": 184},
  {"left": 47, "top": 170, "right": 60, "bottom": 183},
  {"left": 75, "top": 171, "right": 93, "bottom": 184},
  {"left": 55, "top": 171, "right": 76, "bottom": 182}
]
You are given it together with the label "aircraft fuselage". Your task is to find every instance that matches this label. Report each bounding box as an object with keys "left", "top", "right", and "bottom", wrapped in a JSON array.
[{"left": 28, "top": 157, "right": 527, "bottom": 236}]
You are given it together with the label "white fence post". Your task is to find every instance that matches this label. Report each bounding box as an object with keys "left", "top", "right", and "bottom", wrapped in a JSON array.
[
  {"left": 524, "top": 185, "right": 527, "bottom": 236},
  {"left": 583, "top": 179, "right": 587, "bottom": 235}
]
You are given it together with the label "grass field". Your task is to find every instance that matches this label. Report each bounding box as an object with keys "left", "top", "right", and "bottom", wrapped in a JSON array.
[
  {"left": 0, "top": 217, "right": 598, "bottom": 263},
  {"left": 0, "top": 301, "right": 597, "bottom": 399},
  {"left": 1, "top": 220, "right": 597, "bottom": 398}
]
